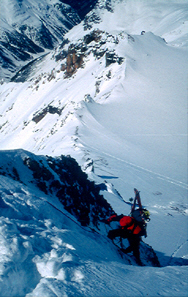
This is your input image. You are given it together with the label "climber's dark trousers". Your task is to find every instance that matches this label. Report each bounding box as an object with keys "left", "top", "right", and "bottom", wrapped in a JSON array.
[{"left": 108, "top": 228, "right": 140, "bottom": 260}]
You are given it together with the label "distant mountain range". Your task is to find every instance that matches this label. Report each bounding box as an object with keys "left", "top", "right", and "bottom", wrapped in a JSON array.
[{"left": 0, "top": 0, "right": 98, "bottom": 81}]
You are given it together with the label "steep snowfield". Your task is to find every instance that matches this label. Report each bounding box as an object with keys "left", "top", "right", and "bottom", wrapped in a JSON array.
[
  {"left": 0, "top": 149, "right": 161, "bottom": 296},
  {"left": 0, "top": 0, "right": 188, "bottom": 296},
  {"left": 0, "top": 165, "right": 187, "bottom": 297}
]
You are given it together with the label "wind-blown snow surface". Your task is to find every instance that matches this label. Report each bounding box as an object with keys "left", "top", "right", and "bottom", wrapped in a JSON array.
[{"left": 0, "top": 0, "right": 188, "bottom": 296}]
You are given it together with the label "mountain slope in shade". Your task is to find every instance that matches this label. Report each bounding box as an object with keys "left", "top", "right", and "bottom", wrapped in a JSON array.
[
  {"left": 61, "top": 0, "right": 98, "bottom": 20},
  {"left": 0, "top": 0, "right": 82, "bottom": 81}
]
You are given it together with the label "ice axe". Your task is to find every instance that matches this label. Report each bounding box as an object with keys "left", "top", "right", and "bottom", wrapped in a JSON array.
[{"left": 129, "top": 197, "right": 134, "bottom": 213}]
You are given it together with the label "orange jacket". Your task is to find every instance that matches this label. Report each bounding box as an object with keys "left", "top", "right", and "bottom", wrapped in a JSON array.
[{"left": 107, "top": 214, "right": 142, "bottom": 235}]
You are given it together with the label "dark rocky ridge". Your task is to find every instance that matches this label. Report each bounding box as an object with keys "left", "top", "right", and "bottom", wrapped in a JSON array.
[
  {"left": 0, "top": 149, "right": 114, "bottom": 228},
  {"left": 11, "top": 29, "right": 125, "bottom": 83}
]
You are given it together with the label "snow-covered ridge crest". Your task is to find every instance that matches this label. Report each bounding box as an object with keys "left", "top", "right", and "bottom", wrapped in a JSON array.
[
  {"left": 0, "top": 23, "right": 187, "bottom": 185},
  {"left": 0, "top": 27, "right": 130, "bottom": 155},
  {"left": 84, "top": 0, "right": 188, "bottom": 47}
]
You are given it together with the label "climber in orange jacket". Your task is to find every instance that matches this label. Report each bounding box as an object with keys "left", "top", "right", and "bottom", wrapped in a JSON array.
[{"left": 106, "top": 214, "right": 143, "bottom": 265}]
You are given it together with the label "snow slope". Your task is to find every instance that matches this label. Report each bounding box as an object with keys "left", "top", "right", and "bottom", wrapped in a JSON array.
[
  {"left": 86, "top": 0, "right": 188, "bottom": 47},
  {"left": 0, "top": 150, "right": 187, "bottom": 297},
  {"left": 0, "top": 0, "right": 188, "bottom": 296}
]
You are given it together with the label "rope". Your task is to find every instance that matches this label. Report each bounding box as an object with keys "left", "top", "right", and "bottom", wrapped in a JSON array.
[{"left": 36, "top": 195, "right": 97, "bottom": 234}]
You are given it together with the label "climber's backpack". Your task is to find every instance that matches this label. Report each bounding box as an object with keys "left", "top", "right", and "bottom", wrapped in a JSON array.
[
  {"left": 131, "top": 208, "right": 150, "bottom": 237},
  {"left": 131, "top": 208, "right": 150, "bottom": 222}
]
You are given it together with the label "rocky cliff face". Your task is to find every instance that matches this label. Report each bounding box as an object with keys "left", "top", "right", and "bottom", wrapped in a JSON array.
[
  {"left": 0, "top": 149, "right": 114, "bottom": 228},
  {"left": 56, "top": 29, "right": 124, "bottom": 77},
  {"left": 10, "top": 28, "right": 125, "bottom": 83}
]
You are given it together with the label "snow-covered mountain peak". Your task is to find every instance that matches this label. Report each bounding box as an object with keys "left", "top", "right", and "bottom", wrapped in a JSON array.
[
  {"left": 0, "top": 0, "right": 78, "bottom": 32},
  {"left": 0, "top": 19, "right": 187, "bottom": 179}
]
